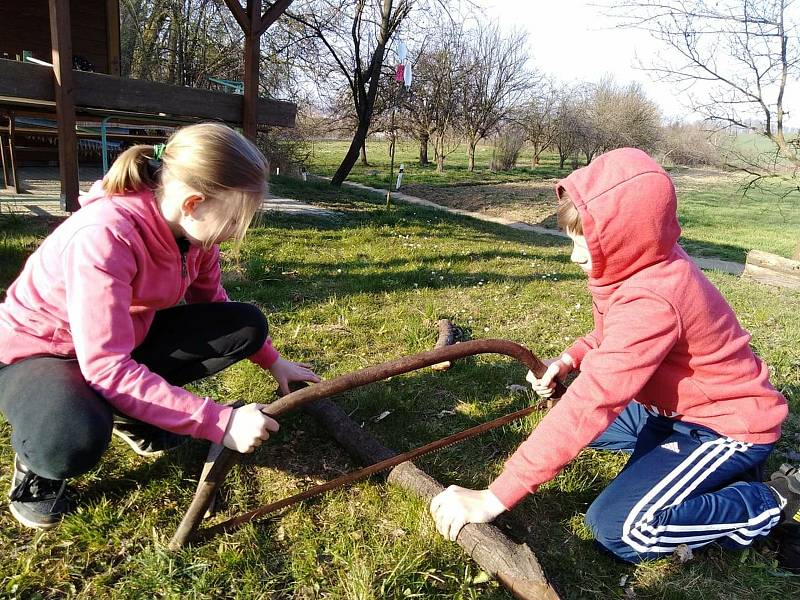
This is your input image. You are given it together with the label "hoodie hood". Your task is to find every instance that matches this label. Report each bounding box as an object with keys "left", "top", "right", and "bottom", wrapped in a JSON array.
[{"left": 556, "top": 148, "right": 681, "bottom": 288}]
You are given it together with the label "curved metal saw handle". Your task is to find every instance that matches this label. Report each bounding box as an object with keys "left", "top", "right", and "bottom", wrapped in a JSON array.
[{"left": 262, "top": 338, "right": 566, "bottom": 417}]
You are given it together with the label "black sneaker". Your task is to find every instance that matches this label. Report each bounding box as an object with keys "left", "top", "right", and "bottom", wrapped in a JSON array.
[
  {"left": 769, "top": 523, "right": 800, "bottom": 573},
  {"left": 8, "top": 455, "right": 69, "bottom": 530},
  {"left": 766, "top": 463, "right": 800, "bottom": 525},
  {"left": 112, "top": 414, "right": 187, "bottom": 457}
]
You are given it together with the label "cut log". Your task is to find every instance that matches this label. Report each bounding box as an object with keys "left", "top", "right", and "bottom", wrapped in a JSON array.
[
  {"left": 742, "top": 250, "right": 800, "bottom": 290},
  {"left": 302, "top": 398, "right": 561, "bottom": 600},
  {"left": 431, "top": 319, "right": 456, "bottom": 371}
]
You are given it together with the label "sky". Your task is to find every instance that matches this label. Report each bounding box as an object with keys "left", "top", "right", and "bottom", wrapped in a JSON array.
[{"left": 477, "top": 0, "right": 696, "bottom": 121}]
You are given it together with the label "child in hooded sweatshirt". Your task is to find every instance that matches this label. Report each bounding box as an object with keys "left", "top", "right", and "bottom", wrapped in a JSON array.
[
  {"left": 0, "top": 123, "right": 320, "bottom": 530},
  {"left": 430, "top": 148, "right": 798, "bottom": 565}
]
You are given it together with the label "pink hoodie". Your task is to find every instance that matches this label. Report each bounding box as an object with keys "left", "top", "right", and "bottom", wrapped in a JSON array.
[
  {"left": 489, "top": 148, "right": 788, "bottom": 509},
  {"left": 0, "top": 182, "right": 280, "bottom": 443}
]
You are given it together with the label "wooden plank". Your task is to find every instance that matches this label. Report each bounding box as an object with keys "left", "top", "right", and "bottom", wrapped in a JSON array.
[
  {"left": 743, "top": 250, "right": 800, "bottom": 290},
  {"left": 105, "top": 0, "right": 121, "bottom": 76},
  {"left": 0, "top": 0, "right": 111, "bottom": 74},
  {"left": 49, "top": 0, "right": 80, "bottom": 213},
  {"left": 0, "top": 59, "right": 297, "bottom": 127}
]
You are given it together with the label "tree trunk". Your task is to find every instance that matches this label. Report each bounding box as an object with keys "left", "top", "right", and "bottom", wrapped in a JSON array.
[
  {"left": 530, "top": 143, "right": 540, "bottom": 168},
  {"left": 330, "top": 0, "right": 394, "bottom": 186},
  {"left": 558, "top": 149, "right": 566, "bottom": 169},
  {"left": 419, "top": 133, "right": 429, "bottom": 166},
  {"left": 332, "top": 119, "right": 371, "bottom": 186},
  {"left": 467, "top": 139, "right": 476, "bottom": 172},
  {"left": 360, "top": 141, "right": 368, "bottom": 166}
]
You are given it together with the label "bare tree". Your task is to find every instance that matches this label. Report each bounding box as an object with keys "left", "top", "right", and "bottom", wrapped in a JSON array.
[
  {"left": 514, "top": 78, "right": 559, "bottom": 168},
  {"left": 612, "top": 0, "right": 800, "bottom": 184},
  {"left": 402, "top": 27, "right": 467, "bottom": 173},
  {"left": 122, "top": 0, "right": 243, "bottom": 86},
  {"left": 575, "top": 78, "right": 662, "bottom": 163},
  {"left": 552, "top": 89, "right": 583, "bottom": 169},
  {"left": 121, "top": 0, "right": 301, "bottom": 100},
  {"left": 457, "top": 23, "right": 532, "bottom": 172},
  {"left": 284, "top": 0, "right": 413, "bottom": 186}
]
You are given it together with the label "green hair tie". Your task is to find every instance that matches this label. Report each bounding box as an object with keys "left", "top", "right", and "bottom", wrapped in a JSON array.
[{"left": 153, "top": 143, "right": 166, "bottom": 161}]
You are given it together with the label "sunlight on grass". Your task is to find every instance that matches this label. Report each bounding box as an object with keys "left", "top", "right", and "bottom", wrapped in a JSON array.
[{"left": 0, "top": 181, "right": 798, "bottom": 598}]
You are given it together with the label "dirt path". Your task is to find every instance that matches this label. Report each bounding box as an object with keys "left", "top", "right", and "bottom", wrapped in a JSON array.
[{"left": 343, "top": 173, "right": 745, "bottom": 276}]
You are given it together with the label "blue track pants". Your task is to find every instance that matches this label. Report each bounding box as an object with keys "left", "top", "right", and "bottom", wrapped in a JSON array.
[{"left": 584, "top": 402, "right": 781, "bottom": 562}]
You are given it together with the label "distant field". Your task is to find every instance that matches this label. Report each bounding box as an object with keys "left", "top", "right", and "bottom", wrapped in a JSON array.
[{"left": 308, "top": 139, "right": 800, "bottom": 262}]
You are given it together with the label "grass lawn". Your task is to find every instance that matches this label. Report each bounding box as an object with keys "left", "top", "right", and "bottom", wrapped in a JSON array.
[
  {"left": 308, "top": 140, "right": 800, "bottom": 263},
  {"left": 1, "top": 179, "right": 799, "bottom": 599}
]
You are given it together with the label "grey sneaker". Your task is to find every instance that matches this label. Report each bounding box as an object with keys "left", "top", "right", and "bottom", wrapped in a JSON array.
[
  {"left": 112, "top": 414, "right": 187, "bottom": 457},
  {"left": 8, "top": 455, "right": 69, "bottom": 530}
]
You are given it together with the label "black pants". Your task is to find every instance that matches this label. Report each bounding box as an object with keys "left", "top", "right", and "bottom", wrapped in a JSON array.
[{"left": 0, "top": 302, "right": 268, "bottom": 480}]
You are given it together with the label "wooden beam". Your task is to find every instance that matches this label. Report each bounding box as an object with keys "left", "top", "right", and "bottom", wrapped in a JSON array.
[
  {"left": 0, "top": 59, "right": 297, "bottom": 127},
  {"left": 254, "top": 0, "right": 292, "bottom": 37},
  {"left": 49, "top": 0, "right": 80, "bottom": 212},
  {"left": 743, "top": 250, "right": 800, "bottom": 290},
  {"left": 243, "top": 0, "right": 262, "bottom": 141},
  {"left": 223, "top": 0, "right": 251, "bottom": 34},
  {"left": 105, "top": 0, "right": 121, "bottom": 76}
]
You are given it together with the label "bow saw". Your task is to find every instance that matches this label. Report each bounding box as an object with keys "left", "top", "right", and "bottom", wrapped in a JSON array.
[{"left": 169, "top": 338, "right": 566, "bottom": 549}]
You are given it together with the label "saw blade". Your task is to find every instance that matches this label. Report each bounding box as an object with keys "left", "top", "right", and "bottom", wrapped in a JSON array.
[{"left": 195, "top": 400, "right": 549, "bottom": 541}]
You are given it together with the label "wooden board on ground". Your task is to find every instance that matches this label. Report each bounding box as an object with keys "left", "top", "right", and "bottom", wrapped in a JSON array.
[{"left": 742, "top": 249, "right": 800, "bottom": 290}]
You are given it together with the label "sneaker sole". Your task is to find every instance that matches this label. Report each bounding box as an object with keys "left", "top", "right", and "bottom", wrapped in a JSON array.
[
  {"left": 112, "top": 428, "right": 166, "bottom": 458},
  {"left": 9, "top": 502, "right": 60, "bottom": 530}
]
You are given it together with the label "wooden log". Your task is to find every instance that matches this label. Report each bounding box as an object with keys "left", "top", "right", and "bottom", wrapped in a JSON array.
[
  {"left": 431, "top": 319, "right": 456, "bottom": 371},
  {"left": 742, "top": 249, "right": 800, "bottom": 290},
  {"left": 302, "top": 398, "right": 561, "bottom": 600}
]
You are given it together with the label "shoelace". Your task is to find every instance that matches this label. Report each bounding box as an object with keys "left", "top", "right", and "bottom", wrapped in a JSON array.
[{"left": 10, "top": 471, "right": 68, "bottom": 511}]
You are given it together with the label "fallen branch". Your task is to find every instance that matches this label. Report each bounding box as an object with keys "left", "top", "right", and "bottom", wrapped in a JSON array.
[
  {"left": 431, "top": 319, "right": 457, "bottom": 371},
  {"left": 302, "top": 398, "right": 561, "bottom": 600}
]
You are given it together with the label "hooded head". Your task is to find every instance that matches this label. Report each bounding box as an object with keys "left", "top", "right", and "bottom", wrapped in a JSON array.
[{"left": 556, "top": 148, "right": 681, "bottom": 287}]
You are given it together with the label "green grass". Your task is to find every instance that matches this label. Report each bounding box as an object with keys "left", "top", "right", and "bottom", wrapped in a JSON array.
[
  {"left": 308, "top": 139, "right": 573, "bottom": 188},
  {"left": 1, "top": 180, "right": 799, "bottom": 598},
  {"left": 308, "top": 140, "right": 800, "bottom": 263}
]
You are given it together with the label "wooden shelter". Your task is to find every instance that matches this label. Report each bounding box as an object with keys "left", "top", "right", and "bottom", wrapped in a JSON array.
[{"left": 0, "top": 0, "right": 294, "bottom": 211}]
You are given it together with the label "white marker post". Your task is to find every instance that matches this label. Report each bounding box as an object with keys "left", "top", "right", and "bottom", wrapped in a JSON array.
[{"left": 396, "top": 163, "right": 404, "bottom": 190}]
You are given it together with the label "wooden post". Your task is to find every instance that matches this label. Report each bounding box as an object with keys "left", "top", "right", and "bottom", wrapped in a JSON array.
[
  {"left": 106, "top": 0, "right": 121, "bottom": 76},
  {"left": 49, "top": 0, "right": 80, "bottom": 212},
  {"left": 243, "top": 0, "right": 262, "bottom": 142}
]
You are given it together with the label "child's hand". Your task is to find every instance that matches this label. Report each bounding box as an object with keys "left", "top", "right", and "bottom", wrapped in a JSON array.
[
  {"left": 429, "top": 486, "right": 507, "bottom": 541},
  {"left": 268, "top": 357, "right": 321, "bottom": 396},
  {"left": 222, "top": 403, "right": 280, "bottom": 453},
  {"left": 526, "top": 355, "right": 573, "bottom": 398}
]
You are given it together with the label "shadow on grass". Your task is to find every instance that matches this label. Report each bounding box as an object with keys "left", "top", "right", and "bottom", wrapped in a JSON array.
[{"left": 679, "top": 235, "right": 749, "bottom": 264}]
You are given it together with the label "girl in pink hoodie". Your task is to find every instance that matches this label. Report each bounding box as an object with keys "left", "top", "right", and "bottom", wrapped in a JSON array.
[
  {"left": 0, "top": 123, "right": 319, "bottom": 529},
  {"left": 430, "top": 148, "right": 797, "bottom": 565}
]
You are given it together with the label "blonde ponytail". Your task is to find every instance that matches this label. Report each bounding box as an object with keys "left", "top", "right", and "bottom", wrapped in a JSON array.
[
  {"left": 101, "top": 124, "right": 268, "bottom": 249},
  {"left": 102, "top": 145, "right": 159, "bottom": 195}
]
